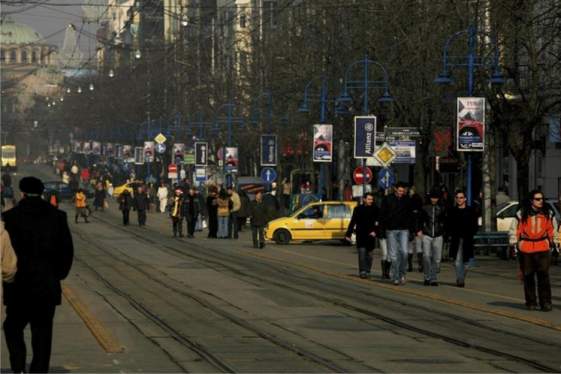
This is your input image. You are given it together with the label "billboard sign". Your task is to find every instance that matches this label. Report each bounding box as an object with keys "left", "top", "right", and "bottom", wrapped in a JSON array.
[
  {"left": 260, "top": 135, "right": 278, "bottom": 166},
  {"left": 313, "top": 124, "right": 333, "bottom": 162},
  {"left": 457, "top": 97, "right": 485, "bottom": 152},
  {"left": 143, "top": 141, "right": 155, "bottom": 162},
  {"left": 195, "top": 142, "right": 208, "bottom": 166},
  {"left": 354, "top": 116, "right": 377, "bottom": 158},
  {"left": 225, "top": 147, "right": 239, "bottom": 172}
]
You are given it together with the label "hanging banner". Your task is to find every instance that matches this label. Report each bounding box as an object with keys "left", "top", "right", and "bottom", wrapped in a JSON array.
[
  {"left": 457, "top": 97, "right": 485, "bottom": 152},
  {"left": 313, "top": 124, "right": 333, "bottom": 162},
  {"left": 106, "top": 143, "right": 114, "bottom": 157},
  {"left": 143, "top": 141, "right": 155, "bottom": 162},
  {"left": 73, "top": 141, "right": 82, "bottom": 153},
  {"left": 548, "top": 115, "right": 561, "bottom": 143},
  {"left": 92, "top": 141, "right": 101, "bottom": 155},
  {"left": 434, "top": 127, "right": 452, "bottom": 156},
  {"left": 115, "top": 144, "right": 123, "bottom": 159},
  {"left": 172, "top": 143, "right": 185, "bottom": 164},
  {"left": 83, "top": 141, "right": 92, "bottom": 154},
  {"left": 260, "top": 135, "right": 278, "bottom": 166},
  {"left": 354, "top": 116, "right": 377, "bottom": 158},
  {"left": 134, "top": 146, "right": 145, "bottom": 165},
  {"left": 122, "top": 145, "right": 133, "bottom": 160},
  {"left": 195, "top": 142, "right": 208, "bottom": 166},
  {"left": 225, "top": 147, "right": 239, "bottom": 172}
]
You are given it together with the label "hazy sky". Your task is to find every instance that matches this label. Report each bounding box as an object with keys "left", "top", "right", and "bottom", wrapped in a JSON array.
[{"left": 2, "top": 0, "right": 102, "bottom": 57}]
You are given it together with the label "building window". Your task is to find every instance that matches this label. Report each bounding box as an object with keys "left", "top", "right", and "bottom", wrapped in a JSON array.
[
  {"left": 240, "top": 12, "right": 246, "bottom": 28},
  {"left": 263, "top": 0, "right": 277, "bottom": 28},
  {"left": 21, "top": 50, "right": 28, "bottom": 63},
  {"left": 31, "top": 50, "right": 38, "bottom": 63},
  {"left": 0, "top": 49, "right": 5, "bottom": 62},
  {"left": 10, "top": 49, "right": 17, "bottom": 62}
]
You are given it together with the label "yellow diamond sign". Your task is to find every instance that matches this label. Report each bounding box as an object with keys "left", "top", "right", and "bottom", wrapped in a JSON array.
[
  {"left": 154, "top": 133, "right": 167, "bottom": 144},
  {"left": 374, "top": 143, "right": 396, "bottom": 167}
]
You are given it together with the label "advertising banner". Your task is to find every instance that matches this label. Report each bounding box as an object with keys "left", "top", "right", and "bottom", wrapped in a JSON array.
[
  {"left": 225, "top": 147, "right": 239, "bottom": 172},
  {"left": 548, "top": 115, "right": 561, "bottom": 143},
  {"left": 92, "top": 141, "right": 101, "bottom": 155},
  {"left": 260, "top": 135, "right": 278, "bottom": 166},
  {"left": 354, "top": 116, "right": 377, "bottom": 158},
  {"left": 122, "top": 145, "right": 133, "bottom": 160},
  {"left": 143, "top": 141, "right": 155, "bottom": 162},
  {"left": 106, "top": 143, "right": 114, "bottom": 157},
  {"left": 134, "top": 146, "right": 145, "bottom": 165},
  {"left": 434, "top": 127, "right": 452, "bottom": 156},
  {"left": 195, "top": 142, "right": 208, "bottom": 166},
  {"left": 115, "top": 144, "right": 122, "bottom": 159},
  {"left": 83, "top": 141, "right": 92, "bottom": 154},
  {"left": 313, "top": 124, "right": 333, "bottom": 162},
  {"left": 172, "top": 143, "right": 185, "bottom": 164},
  {"left": 73, "top": 141, "right": 82, "bottom": 153},
  {"left": 457, "top": 97, "right": 485, "bottom": 152}
]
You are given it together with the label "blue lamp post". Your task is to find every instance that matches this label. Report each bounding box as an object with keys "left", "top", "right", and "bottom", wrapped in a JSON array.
[
  {"left": 214, "top": 102, "right": 244, "bottom": 187},
  {"left": 299, "top": 76, "right": 329, "bottom": 196},
  {"left": 251, "top": 91, "right": 273, "bottom": 134},
  {"left": 336, "top": 55, "right": 394, "bottom": 197},
  {"left": 434, "top": 25, "right": 504, "bottom": 205}
]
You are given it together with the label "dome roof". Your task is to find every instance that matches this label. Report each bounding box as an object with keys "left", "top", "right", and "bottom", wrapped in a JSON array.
[{"left": 0, "top": 18, "right": 43, "bottom": 45}]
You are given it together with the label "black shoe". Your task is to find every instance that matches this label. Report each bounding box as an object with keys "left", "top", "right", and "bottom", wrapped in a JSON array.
[
  {"left": 541, "top": 304, "right": 553, "bottom": 312},
  {"left": 456, "top": 281, "right": 465, "bottom": 288},
  {"left": 423, "top": 280, "right": 430, "bottom": 286},
  {"left": 259, "top": 244, "right": 265, "bottom": 249},
  {"left": 430, "top": 281, "right": 439, "bottom": 287},
  {"left": 407, "top": 254, "right": 413, "bottom": 272},
  {"left": 359, "top": 272, "right": 368, "bottom": 279},
  {"left": 526, "top": 304, "right": 539, "bottom": 311}
]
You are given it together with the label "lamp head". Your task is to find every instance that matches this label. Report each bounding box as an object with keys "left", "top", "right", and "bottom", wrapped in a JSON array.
[
  {"left": 378, "top": 90, "right": 394, "bottom": 103},
  {"left": 434, "top": 72, "right": 453, "bottom": 85}
]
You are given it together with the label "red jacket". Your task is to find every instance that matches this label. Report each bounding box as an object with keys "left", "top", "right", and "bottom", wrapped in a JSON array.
[{"left": 516, "top": 210, "right": 554, "bottom": 253}]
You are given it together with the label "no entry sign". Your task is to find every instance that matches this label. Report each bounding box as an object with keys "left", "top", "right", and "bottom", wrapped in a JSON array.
[{"left": 353, "top": 166, "right": 373, "bottom": 184}]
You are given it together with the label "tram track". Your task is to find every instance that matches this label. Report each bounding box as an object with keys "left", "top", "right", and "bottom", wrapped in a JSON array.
[{"left": 83, "top": 212, "right": 561, "bottom": 372}]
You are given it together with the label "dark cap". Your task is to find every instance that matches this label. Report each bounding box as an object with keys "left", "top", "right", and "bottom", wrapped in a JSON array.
[
  {"left": 429, "top": 189, "right": 441, "bottom": 198},
  {"left": 19, "top": 176, "right": 44, "bottom": 195}
]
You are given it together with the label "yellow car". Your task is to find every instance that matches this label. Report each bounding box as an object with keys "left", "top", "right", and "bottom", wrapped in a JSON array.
[
  {"left": 112, "top": 180, "right": 144, "bottom": 197},
  {"left": 265, "top": 201, "right": 357, "bottom": 244}
]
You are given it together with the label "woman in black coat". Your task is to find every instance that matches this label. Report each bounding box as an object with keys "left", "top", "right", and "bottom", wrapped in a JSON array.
[
  {"left": 446, "top": 190, "right": 479, "bottom": 287},
  {"left": 345, "top": 193, "right": 380, "bottom": 278}
]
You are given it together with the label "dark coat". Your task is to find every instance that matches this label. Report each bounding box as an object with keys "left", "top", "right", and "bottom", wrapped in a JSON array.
[
  {"left": 118, "top": 191, "right": 133, "bottom": 210},
  {"left": 446, "top": 206, "right": 479, "bottom": 263},
  {"left": 380, "top": 194, "right": 414, "bottom": 232},
  {"left": 133, "top": 192, "right": 150, "bottom": 211},
  {"left": 182, "top": 194, "right": 200, "bottom": 221},
  {"left": 250, "top": 200, "right": 268, "bottom": 226},
  {"left": 2, "top": 197, "right": 73, "bottom": 306},
  {"left": 206, "top": 196, "right": 218, "bottom": 217},
  {"left": 345, "top": 204, "right": 380, "bottom": 250},
  {"left": 238, "top": 192, "right": 251, "bottom": 218},
  {"left": 419, "top": 203, "right": 447, "bottom": 237},
  {"left": 93, "top": 188, "right": 106, "bottom": 207}
]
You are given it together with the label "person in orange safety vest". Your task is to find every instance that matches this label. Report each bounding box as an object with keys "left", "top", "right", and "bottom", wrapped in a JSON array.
[{"left": 514, "top": 190, "right": 555, "bottom": 312}]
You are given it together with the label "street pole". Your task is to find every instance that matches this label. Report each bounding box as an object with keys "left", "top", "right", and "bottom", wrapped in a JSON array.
[
  {"left": 319, "top": 79, "right": 327, "bottom": 199},
  {"left": 363, "top": 54, "right": 369, "bottom": 199},
  {"left": 466, "top": 26, "right": 475, "bottom": 206}
]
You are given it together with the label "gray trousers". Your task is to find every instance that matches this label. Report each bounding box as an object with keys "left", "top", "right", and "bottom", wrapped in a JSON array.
[{"left": 422, "top": 235, "right": 443, "bottom": 281}]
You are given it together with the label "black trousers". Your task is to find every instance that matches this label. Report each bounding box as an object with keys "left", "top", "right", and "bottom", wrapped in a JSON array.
[
  {"left": 228, "top": 212, "right": 239, "bottom": 239},
  {"left": 137, "top": 209, "right": 147, "bottom": 226},
  {"left": 122, "top": 209, "right": 130, "bottom": 225},
  {"left": 358, "top": 247, "right": 374, "bottom": 274},
  {"left": 520, "top": 251, "right": 552, "bottom": 307},
  {"left": 251, "top": 225, "right": 265, "bottom": 248},
  {"left": 208, "top": 213, "right": 218, "bottom": 238},
  {"left": 172, "top": 217, "right": 183, "bottom": 236},
  {"left": 3, "top": 303, "right": 57, "bottom": 373},
  {"left": 186, "top": 218, "right": 196, "bottom": 236}
]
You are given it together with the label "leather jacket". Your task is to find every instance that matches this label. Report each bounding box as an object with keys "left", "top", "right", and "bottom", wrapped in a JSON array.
[{"left": 420, "top": 203, "right": 446, "bottom": 237}]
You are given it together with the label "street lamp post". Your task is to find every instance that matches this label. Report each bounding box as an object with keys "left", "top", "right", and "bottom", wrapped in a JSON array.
[
  {"left": 299, "top": 77, "right": 329, "bottom": 197},
  {"left": 435, "top": 25, "right": 504, "bottom": 205},
  {"left": 336, "top": 55, "right": 393, "bottom": 199}
]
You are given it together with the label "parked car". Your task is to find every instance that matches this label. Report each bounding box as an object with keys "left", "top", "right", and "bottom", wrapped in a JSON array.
[
  {"left": 496, "top": 200, "right": 560, "bottom": 244},
  {"left": 43, "top": 181, "right": 94, "bottom": 200},
  {"left": 265, "top": 201, "right": 357, "bottom": 244}
]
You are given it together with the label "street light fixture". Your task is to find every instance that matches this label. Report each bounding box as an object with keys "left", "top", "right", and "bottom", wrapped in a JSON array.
[
  {"left": 181, "top": 15, "right": 189, "bottom": 27},
  {"left": 89, "top": 83, "right": 94, "bottom": 91},
  {"left": 66, "top": 88, "right": 71, "bottom": 94},
  {"left": 108, "top": 69, "right": 115, "bottom": 78},
  {"left": 60, "top": 97, "right": 64, "bottom": 102},
  {"left": 134, "top": 49, "right": 142, "bottom": 59},
  {"left": 77, "top": 86, "right": 82, "bottom": 94}
]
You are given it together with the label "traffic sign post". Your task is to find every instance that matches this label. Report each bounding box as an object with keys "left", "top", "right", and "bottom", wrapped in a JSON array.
[
  {"left": 168, "top": 164, "right": 178, "bottom": 180},
  {"left": 352, "top": 166, "right": 373, "bottom": 185},
  {"left": 155, "top": 143, "right": 166, "bottom": 154},
  {"left": 377, "top": 167, "right": 396, "bottom": 191},
  {"left": 260, "top": 167, "right": 277, "bottom": 184}
]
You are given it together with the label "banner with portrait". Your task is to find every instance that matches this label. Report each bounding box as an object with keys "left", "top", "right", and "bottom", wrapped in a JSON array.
[{"left": 313, "top": 124, "right": 333, "bottom": 162}]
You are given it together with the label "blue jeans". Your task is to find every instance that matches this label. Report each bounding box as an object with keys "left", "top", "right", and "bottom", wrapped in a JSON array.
[
  {"left": 218, "top": 216, "right": 229, "bottom": 238},
  {"left": 387, "top": 230, "right": 409, "bottom": 282}
]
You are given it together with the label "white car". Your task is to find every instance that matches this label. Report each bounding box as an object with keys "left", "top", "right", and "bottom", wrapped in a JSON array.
[{"left": 496, "top": 200, "right": 560, "bottom": 245}]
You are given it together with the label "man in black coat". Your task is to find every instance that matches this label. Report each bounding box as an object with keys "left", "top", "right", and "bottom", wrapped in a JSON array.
[
  {"left": 3, "top": 177, "right": 74, "bottom": 373},
  {"left": 182, "top": 187, "right": 200, "bottom": 238},
  {"left": 346, "top": 193, "right": 380, "bottom": 278},
  {"left": 250, "top": 191, "right": 268, "bottom": 248},
  {"left": 133, "top": 186, "right": 150, "bottom": 226}
]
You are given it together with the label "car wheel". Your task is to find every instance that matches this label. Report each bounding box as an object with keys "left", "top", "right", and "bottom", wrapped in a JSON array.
[{"left": 274, "top": 229, "right": 291, "bottom": 245}]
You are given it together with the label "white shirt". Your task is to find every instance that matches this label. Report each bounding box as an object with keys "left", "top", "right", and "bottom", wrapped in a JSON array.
[{"left": 157, "top": 186, "right": 169, "bottom": 200}]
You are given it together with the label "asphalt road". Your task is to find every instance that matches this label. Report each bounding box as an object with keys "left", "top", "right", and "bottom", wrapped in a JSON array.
[{"left": 2, "top": 164, "right": 561, "bottom": 373}]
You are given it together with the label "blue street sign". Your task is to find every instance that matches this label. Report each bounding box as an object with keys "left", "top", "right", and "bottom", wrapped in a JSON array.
[
  {"left": 354, "top": 116, "right": 377, "bottom": 158},
  {"left": 260, "top": 135, "right": 278, "bottom": 166},
  {"left": 155, "top": 143, "right": 166, "bottom": 154},
  {"left": 377, "top": 167, "right": 396, "bottom": 190},
  {"left": 261, "top": 167, "right": 277, "bottom": 184}
]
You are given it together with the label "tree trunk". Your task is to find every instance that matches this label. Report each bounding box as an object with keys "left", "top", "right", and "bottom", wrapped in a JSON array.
[{"left": 514, "top": 151, "right": 530, "bottom": 201}]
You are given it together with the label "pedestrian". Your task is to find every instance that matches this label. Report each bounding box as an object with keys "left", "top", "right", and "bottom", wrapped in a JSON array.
[
  {"left": 157, "top": 181, "right": 169, "bottom": 213},
  {"left": 380, "top": 182, "right": 415, "bottom": 285},
  {"left": 418, "top": 190, "right": 447, "bottom": 286},
  {"left": 263, "top": 188, "right": 280, "bottom": 222},
  {"left": 133, "top": 186, "right": 150, "bottom": 226},
  {"left": 93, "top": 182, "right": 106, "bottom": 211},
  {"left": 73, "top": 188, "right": 89, "bottom": 223},
  {"left": 237, "top": 189, "right": 251, "bottom": 232},
  {"left": 216, "top": 189, "right": 231, "bottom": 239},
  {"left": 183, "top": 187, "right": 200, "bottom": 238},
  {"left": 495, "top": 186, "right": 511, "bottom": 206},
  {"left": 345, "top": 192, "right": 380, "bottom": 279},
  {"left": 227, "top": 186, "right": 241, "bottom": 239},
  {"left": 206, "top": 188, "right": 218, "bottom": 238},
  {"left": 281, "top": 178, "right": 291, "bottom": 211},
  {"left": 446, "top": 190, "right": 479, "bottom": 288},
  {"left": 408, "top": 188, "right": 424, "bottom": 272},
  {"left": 118, "top": 189, "right": 133, "bottom": 225},
  {"left": 45, "top": 189, "right": 59, "bottom": 209},
  {"left": 1, "top": 220, "right": 18, "bottom": 300},
  {"left": 169, "top": 188, "right": 184, "bottom": 237},
  {"left": 513, "top": 190, "right": 555, "bottom": 311},
  {"left": 2, "top": 176, "right": 73, "bottom": 373},
  {"left": 250, "top": 191, "right": 267, "bottom": 249}
]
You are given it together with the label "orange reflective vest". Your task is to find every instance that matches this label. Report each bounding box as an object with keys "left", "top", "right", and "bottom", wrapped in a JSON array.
[
  {"left": 516, "top": 211, "right": 554, "bottom": 253},
  {"left": 75, "top": 192, "right": 87, "bottom": 208}
]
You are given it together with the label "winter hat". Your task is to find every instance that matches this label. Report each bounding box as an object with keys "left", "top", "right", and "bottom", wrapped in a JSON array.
[
  {"left": 19, "top": 176, "right": 44, "bottom": 196},
  {"left": 428, "top": 189, "right": 441, "bottom": 198}
]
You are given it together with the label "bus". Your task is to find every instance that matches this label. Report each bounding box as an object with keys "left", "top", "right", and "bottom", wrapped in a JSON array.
[{"left": 1, "top": 145, "right": 17, "bottom": 171}]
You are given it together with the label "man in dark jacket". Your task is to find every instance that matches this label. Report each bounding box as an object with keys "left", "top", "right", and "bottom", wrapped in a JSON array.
[
  {"left": 418, "top": 190, "right": 447, "bottom": 286},
  {"left": 118, "top": 189, "right": 133, "bottom": 225},
  {"left": 3, "top": 177, "right": 74, "bottom": 373},
  {"left": 183, "top": 187, "right": 200, "bottom": 238},
  {"left": 380, "top": 182, "right": 414, "bottom": 285},
  {"left": 133, "top": 186, "right": 150, "bottom": 226},
  {"left": 250, "top": 191, "right": 268, "bottom": 248},
  {"left": 206, "top": 189, "right": 218, "bottom": 238},
  {"left": 345, "top": 193, "right": 380, "bottom": 278}
]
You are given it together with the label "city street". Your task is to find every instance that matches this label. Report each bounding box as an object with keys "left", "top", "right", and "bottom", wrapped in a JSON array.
[{"left": 2, "top": 165, "right": 561, "bottom": 373}]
